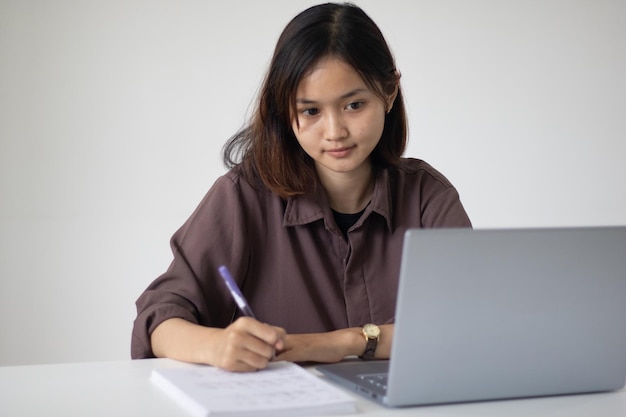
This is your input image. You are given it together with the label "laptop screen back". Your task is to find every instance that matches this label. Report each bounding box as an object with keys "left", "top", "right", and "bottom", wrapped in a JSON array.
[{"left": 387, "top": 227, "right": 626, "bottom": 406}]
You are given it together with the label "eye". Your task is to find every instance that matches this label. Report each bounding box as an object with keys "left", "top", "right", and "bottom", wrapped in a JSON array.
[
  {"left": 346, "top": 101, "right": 364, "bottom": 111},
  {"left": 300, "top": 108, "right": 319, "bottom": 117}
]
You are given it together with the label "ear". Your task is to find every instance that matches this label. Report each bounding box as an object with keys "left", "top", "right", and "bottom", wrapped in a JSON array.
[{"left": 385, "top": 72, "right": 400, "bottom": 113}]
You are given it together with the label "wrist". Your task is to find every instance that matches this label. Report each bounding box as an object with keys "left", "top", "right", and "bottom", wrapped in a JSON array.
[
  {"left": 342, "top": 327, "right": 368, "bottom": 357},
  {"left": 323, "top": 328, "right": 367, "bottom": 359},
  {"left": 358, "top": 323, "right": 381, "bottom": 360},
  {"left": 335, "top": 327, "right": 378, "bottom": 358}
]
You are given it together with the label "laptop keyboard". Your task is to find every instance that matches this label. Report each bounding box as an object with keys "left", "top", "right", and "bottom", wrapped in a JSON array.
[{"left": 357, "top": 372, "right": 388, "bottom": 391}]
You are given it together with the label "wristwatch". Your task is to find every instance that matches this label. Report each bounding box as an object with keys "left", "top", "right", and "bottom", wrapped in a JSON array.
[{"left": 359, "top": 323, "right": 380, "bottom": 360}]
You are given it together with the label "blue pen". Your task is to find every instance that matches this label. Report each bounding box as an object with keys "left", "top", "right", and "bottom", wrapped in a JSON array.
[{"left": 218, "top": 265, "right": 257, "bottom": 319}]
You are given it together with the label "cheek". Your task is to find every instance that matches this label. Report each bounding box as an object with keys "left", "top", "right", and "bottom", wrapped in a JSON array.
[{"left": 359, "top": 112, "right": 386, "bottom": 144}]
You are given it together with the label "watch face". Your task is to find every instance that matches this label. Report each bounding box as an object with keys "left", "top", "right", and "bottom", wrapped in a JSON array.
[{"left": 363, "top": 323, "right": 380, "bottom": 338}]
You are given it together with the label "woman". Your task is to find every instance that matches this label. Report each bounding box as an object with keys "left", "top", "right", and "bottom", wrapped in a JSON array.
[{"left": 132, "top": 3, "right": 471, "bottom": 372}]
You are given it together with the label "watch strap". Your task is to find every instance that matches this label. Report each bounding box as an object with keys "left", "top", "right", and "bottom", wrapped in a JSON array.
[{"left": 359, "top": 337, "right": 378, "bottom": 360}]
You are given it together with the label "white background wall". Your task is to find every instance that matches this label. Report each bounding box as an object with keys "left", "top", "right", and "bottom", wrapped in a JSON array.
[{"left": 1, "top": 0, "right": 624, "bottom": 366}]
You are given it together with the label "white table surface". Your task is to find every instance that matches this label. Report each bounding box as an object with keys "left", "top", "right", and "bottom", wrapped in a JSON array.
[{"left": 0, "top": 358, "right": 624, "bottom": 417}]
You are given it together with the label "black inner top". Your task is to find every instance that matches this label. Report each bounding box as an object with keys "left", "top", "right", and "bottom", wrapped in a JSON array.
[{"left": 332, "top": 206, "right": 367, "bottom": 237}]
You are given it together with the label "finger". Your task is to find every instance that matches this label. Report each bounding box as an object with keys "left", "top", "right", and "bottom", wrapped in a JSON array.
[
  {"left": 225, "top": 319, "right": 286, "bottom": 366},
  {"left": 234, "top": 318, "right": 286, "bottom": 351},
  {"left": 271, "top": 326, "right": 287, "bottom": 350},
  {"left": 218, "top": 335, "right": 273, "bottom": 372},
  {"left": 219, "top": 355, "right": 266, "bottom": 373},
  {"left": 231, "top": 350, "right": 271, "bottom": 372},
  {"left": 242, "top": 334, "right": 277, "bottom": 360}
]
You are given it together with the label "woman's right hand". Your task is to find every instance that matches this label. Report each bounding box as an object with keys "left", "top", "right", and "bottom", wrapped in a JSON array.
[
  {"left": 150, "top": 317, "right": 286, "bottom": 372},
  {"left": 209, "top": 317, "right": 286, "bottom": 372}
]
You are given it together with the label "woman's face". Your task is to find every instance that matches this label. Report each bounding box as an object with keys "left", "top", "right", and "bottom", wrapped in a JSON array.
[{"left": 291, "top": 57, "right": 393, "bottom": 182}]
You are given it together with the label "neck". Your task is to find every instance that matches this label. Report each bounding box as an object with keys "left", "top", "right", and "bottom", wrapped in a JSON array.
[{"left": 317, "top": 165, "right": 375, "bottom": 214}]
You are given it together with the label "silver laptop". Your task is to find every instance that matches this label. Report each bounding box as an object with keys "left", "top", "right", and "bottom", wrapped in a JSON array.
[{"left": 317, "top": 227, "right": 626, "bottom": 406}]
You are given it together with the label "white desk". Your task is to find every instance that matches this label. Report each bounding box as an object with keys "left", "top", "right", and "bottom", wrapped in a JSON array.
[{"left": 1, "top": 358, "right": 624, "bottom": 417}]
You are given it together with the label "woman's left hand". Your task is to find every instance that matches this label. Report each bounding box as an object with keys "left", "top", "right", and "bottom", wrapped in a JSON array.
[{"left": 274, "top": 324, "right": 393, "bottom": 363}]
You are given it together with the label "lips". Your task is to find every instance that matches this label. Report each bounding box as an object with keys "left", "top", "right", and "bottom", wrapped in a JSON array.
[{"left": 325, "top": 146, "right": 355, "bottom": 158}]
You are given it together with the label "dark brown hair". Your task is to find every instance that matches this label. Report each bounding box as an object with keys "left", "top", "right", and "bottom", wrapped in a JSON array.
[{"left": 223, "top": 2, "right": 407, "bottom": 198}]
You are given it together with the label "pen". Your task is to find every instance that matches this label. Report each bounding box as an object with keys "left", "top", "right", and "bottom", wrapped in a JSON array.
[{"left": 218, "top": 265, "right": 257, "bottom": 319}]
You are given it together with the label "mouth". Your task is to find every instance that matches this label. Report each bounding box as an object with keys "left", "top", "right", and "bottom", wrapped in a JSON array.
[{"left": 325, "top": 145, "right": 355, "bottom": 158}]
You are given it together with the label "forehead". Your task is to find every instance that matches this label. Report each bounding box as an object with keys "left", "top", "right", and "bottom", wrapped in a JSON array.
[{"left": 294, "top": 57, "right": 370, "bottom": 100}]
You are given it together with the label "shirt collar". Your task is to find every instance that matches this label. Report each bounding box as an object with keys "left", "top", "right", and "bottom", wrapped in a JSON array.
[{"left": 282, "top": 167, "right": 394, "bottom": 232}]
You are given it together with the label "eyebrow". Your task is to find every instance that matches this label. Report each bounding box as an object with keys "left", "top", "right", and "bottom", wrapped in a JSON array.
[{"left": 295, "top": 88, "right": 369, "bottom": 105}]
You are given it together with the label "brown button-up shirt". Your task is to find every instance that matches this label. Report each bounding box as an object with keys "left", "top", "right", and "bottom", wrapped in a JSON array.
[{"left": 131, "top": 158, "right": 471, "bottom": 358}]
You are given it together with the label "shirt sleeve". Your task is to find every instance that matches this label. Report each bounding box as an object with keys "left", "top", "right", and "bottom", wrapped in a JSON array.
[
  {"left": 402, "top": 159, "right": 471, "bottom": 229},
  {"left": 422, "top": 185, "right": 472, "bottom": 228},
  {"left": 131, "top": 174, "right": 251, "bottom": 359}
]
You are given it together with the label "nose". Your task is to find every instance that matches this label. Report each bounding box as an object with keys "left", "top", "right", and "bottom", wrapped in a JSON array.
[{"left": 324, "top": 111, "right": 348, "bottom": 141}]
